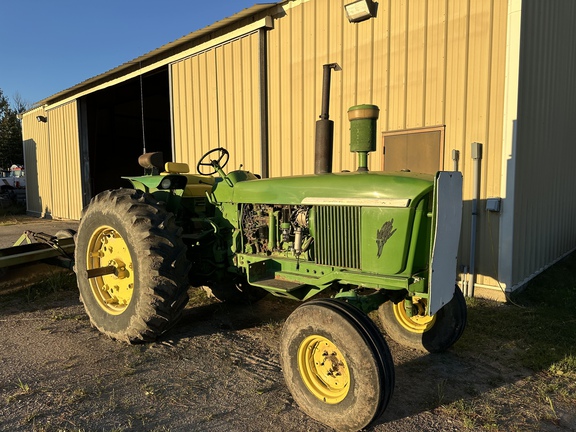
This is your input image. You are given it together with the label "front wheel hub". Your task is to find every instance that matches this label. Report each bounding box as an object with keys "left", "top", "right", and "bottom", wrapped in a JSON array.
[{"left": 297, "top": 335, "right": 350, "bottom": 404}]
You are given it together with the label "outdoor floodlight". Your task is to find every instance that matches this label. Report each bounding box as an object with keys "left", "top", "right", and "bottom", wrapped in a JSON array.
[
  {"left": 344, "top": 0, "right": 377, "bottom": 23},
  {"left": 36, "top": 115, "right": 47, "bottom": 123}
]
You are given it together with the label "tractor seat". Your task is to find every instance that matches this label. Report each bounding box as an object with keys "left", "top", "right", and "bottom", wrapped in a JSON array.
[{"left": 162, "top": 162, "right": 215, "bottom": 197}]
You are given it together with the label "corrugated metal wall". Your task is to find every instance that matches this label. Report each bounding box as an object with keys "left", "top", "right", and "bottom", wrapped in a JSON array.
[
  {"left": 22, "top": 101, "right": 82, "bottom": 220},
  {"left": 267, "top": 0, "right": 508, "bottom": 288},
  {"left": 171, "top": 32, "right": 262, "bottom": 174},
  {"left": 22, "top": 107, "right": 51, "bottom": 216},
  {"left": 512, "top": 0, "right": 576, "bottom": 286},
  {"left": 46, "top": 101, "right": 82, "bottom": 220}
]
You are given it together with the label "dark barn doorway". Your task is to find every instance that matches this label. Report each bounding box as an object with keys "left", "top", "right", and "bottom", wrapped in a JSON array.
[{"left": 80, "top": 67, "right": 172, "bottom": 198}]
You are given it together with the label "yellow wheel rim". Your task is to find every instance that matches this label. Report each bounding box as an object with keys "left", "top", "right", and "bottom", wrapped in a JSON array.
[
  {"left": 393, "top": 297, "right": 436, "bottom": 334},
  {"left": 297, "top": 335, "right": 350, "bottom": 404},
  {"left": 86, "top": 226, "right": 134, "bottom": 315}
]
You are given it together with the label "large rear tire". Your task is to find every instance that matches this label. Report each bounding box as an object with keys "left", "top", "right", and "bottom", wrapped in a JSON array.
[
  {"left": 280, "top": 299, "right": 395, "bottom": 431},
  {"left": 74, "top": 189, "right": 190, "bottom": 343},
  {"left": 378, "top": 286, "right": 467, "bottom": 353}
]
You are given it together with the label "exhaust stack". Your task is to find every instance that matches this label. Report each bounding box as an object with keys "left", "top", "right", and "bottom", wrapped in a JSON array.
[{"left": 315, "top": 63, "right": 341, "bottom": 174}]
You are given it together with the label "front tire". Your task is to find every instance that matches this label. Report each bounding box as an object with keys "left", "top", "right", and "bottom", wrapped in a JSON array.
[
  {"left": 74, "top": 189, "right": 190, "bottom": 343},
  {"left": 378, "top": 286, "right": 467, "bottom": 353},
  {"left": 280, "top": 299, "right": 395, "bottom": 432}
]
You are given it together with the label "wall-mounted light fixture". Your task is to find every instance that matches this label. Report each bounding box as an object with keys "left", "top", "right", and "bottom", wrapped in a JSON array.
[
  {"left": 344, "top": 0, "right": 378, "bottom": 23},
  {"left": 36, "top": 115, "right": 47, "bottom": 123}
]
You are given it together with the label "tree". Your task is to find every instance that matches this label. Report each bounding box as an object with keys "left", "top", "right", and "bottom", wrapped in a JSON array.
[
  {"left": 0, "top": 88, "right": 24, "bottom": 169},
  {"left": 12, "top": 92, "right": 31, "bottom": 115}
]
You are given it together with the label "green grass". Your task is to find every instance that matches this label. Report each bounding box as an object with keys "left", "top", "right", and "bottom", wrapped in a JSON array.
[
  {"left": 0, "top": 201, "right": 26, "bottom": 218},
  {"left": 24, "top": 271, "right": 78, "bottom": 302},
  {"left": 445, "top": 252, "right": 576, "bottom": 429},
  {"left": 460, "top": 253, "right": 576, "bottom": 374}
]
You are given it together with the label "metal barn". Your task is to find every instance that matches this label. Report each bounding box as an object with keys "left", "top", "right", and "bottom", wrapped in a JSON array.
[{"left": 21, "top": 0, "right": 576, "bottom": 299}]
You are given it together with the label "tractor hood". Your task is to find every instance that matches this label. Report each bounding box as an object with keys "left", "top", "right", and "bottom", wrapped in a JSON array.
[{"left": 228, "top": 171, "right": 434, "bottom": 208}]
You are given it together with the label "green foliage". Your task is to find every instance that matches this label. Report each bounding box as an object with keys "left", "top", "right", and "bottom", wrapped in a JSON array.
[{"left": 0, "top": 88, "right": 24, "bottom": 169}]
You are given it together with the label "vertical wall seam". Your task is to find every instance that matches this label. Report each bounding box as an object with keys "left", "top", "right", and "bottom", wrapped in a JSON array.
[
  {"left": 422, "top": 0, "right": 429, "bottom": 127},
  {"left": 403, "top": 0, "right": 409, "bottom": 130},
  {"left": 442, "top": 0, "right": 449, "bottom": 124},
  {"left": 259, "top": 28, "right": 270, "bottom": 178}
]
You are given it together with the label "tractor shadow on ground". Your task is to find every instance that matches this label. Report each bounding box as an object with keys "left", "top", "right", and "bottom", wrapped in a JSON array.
[
  {"left": 5, "top": 277, "right": 571, "bottom": 429},
  {"left": 168, "top": 291, "right": 575, "bottom": 429},
  {"left": 168, "top": 294, "right": 491, "bottom": 424},
  {"left": 168, "top": 293, "right": 299, "bottom": 340}
]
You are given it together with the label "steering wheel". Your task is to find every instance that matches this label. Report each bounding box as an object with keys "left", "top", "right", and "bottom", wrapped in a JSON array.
[{"left": 197, "top": 147, "right": 230, "bottom": 175}]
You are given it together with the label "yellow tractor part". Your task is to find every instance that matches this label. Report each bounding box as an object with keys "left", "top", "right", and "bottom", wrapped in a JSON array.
[
  {"left": 297, "top": 335, "right": 350, "bottom": 404},
  {"left": 86, "top": 226, "right": 134, "bottom": 315},
  {"left": 393, "top": 297, "right": 436, "bottom": 333}
]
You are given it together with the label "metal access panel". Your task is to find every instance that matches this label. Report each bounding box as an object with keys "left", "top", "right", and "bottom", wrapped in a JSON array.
[
  {"left": 383, "top": 128, "right": 444, "bottom": 175},
  {"left": 429, "top": 171, "right": 463, "bottom": 316}
]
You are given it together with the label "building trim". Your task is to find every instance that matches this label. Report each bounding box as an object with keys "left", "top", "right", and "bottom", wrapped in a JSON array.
[{"left": 498, "top": 0, "right": 522, "bottom": 291}]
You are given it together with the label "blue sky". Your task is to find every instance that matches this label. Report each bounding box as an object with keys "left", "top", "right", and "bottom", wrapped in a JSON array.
[{"left": 0, "top": 0, "right": 261, "bottom": 105}]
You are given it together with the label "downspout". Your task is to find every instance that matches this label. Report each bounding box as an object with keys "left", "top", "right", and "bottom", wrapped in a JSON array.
[
  {"left": 468, "top": 142, "right": 483, "bottom": 297},
  {"left": 258, "top": 28, "right": 270, "bottom": 178}
]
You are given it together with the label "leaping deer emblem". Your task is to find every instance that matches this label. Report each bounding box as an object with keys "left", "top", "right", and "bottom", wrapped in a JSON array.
[{"left": 376, "top": 219, "right": 397, "bottom": 258}]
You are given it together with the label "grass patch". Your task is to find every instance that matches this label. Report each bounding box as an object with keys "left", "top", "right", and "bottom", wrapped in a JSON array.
[
  {"left": 0, "top": 201, "right": 26, "bottom": 218},
  {"left": 460, "top": 252, "right": 576, "bottom": 373},
  {"left": 187, "top": 286, "right": 219, "bottom": 307},
  {"left": 25, "top": 271, "right": 77, "bottom": 302},
  {"left": 447, "top": 252, "right": 576, "bottom": 429}
]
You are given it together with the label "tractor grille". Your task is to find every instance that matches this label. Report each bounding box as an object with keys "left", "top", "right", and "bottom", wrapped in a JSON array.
[{"left": 315, "top": 206, "right": 361, "bottom": 269}]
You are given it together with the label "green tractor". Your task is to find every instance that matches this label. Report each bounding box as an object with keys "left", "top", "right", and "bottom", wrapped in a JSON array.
[{"left": 74, "top": 97, "right": 465, "bottom": 430}]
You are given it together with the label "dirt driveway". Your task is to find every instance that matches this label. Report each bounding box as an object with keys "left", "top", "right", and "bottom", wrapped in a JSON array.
[
  {"left": 0, "top": 216, "right": 79, "bottom": 248},
  {"left": 0, "top": 219, "right": 575, "bottom": 431}
]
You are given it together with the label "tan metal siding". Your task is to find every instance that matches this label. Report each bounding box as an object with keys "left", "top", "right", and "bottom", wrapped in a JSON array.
[
  {"left": 512, "top": 0, "right": 576, "bottom": 286},
  {"left": 171, "top": 32, "right": 261, "bottom": 174},
  {"left": 22, "top": 107, "right": 52, "bottom": 216},
  {"left": 267, "top": 0, "right": 508, "bottom": 288},
  {"left": 46, "top": 101, "right": 82, "bottom": 220}
]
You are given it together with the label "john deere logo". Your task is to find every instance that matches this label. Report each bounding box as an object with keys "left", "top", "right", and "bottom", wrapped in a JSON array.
[{"left": 376, "top": 219, "right": 396, "bottom": 258}]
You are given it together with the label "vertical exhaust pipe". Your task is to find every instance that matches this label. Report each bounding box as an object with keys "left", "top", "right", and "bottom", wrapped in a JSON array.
[{"left": 315, "top": 63, "right": 341, "bottom": 174}]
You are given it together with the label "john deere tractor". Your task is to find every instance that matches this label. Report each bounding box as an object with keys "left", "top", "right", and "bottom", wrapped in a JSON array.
[{"left": 74, "top": 78, "right": 465, "bottom": 430}]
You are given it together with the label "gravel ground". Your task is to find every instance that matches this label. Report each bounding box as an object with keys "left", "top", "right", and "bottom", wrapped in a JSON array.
[
  {"left": 0, "top": 216, "right": 79, "bottom": 249},
  {"left": 1, "top": 216, "right": 575, "bottom": 431}
]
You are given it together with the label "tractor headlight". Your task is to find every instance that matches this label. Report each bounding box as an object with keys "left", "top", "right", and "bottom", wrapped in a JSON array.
[
  {"left": 157, "top": 175, "right": 187, "bottom": 190},
  {"left": 160, "top": 177, "right": 173, "bottom": 189}
]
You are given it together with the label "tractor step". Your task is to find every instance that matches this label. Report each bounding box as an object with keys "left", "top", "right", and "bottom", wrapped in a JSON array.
[
  {"left": 246, "top": 259, "right": 321, "bottom": 293},
  {"left": 251, "top": 276, "right": 305, "bottom": 292}
]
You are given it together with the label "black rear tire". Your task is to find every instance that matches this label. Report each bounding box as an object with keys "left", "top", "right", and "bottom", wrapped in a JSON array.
[
  {"left": 280, "top": 298, "right": 395, "bottom": 431},
  {"left": 74, "top": 189, "right": 190, "bottom": 343}
]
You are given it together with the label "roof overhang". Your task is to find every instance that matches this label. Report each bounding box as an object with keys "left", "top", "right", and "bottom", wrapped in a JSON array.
[{"left": 32, "top": 3, "right": 278, "bottom": 110}]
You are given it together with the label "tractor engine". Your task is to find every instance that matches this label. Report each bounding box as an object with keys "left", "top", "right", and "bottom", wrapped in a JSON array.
[{"left": 241, "top": 204, "right": 313, "bottom": 260}]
